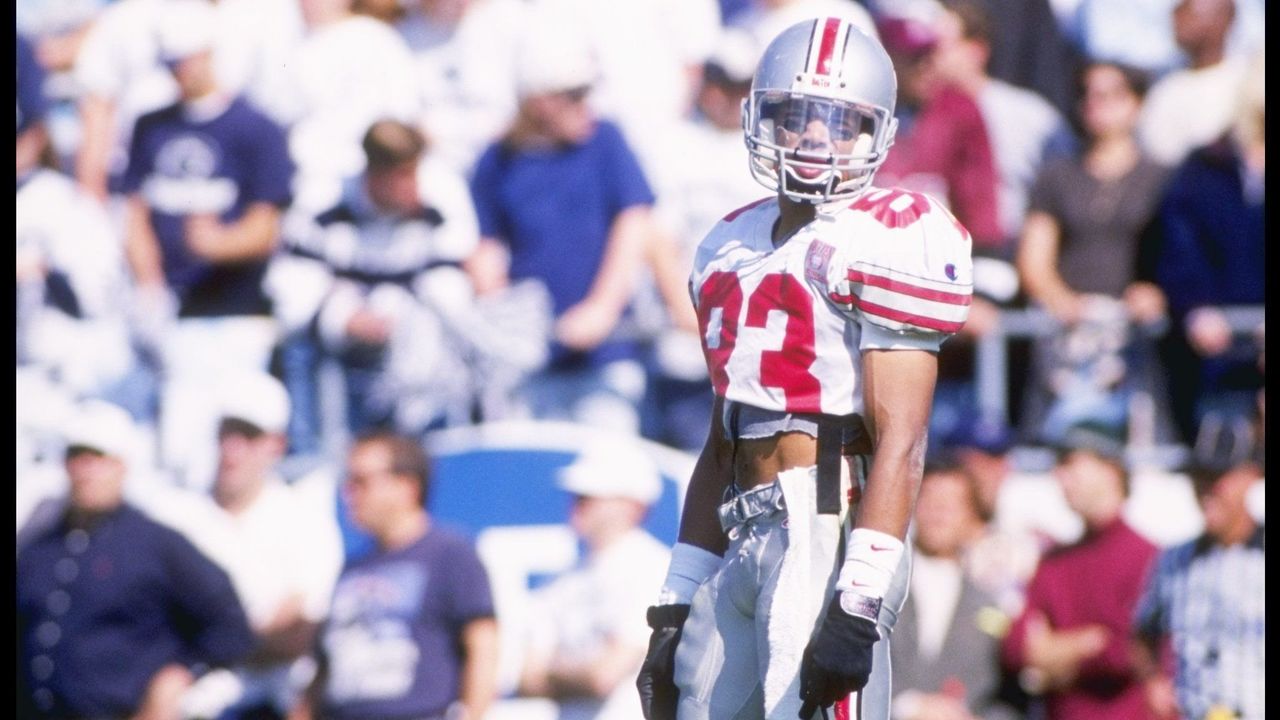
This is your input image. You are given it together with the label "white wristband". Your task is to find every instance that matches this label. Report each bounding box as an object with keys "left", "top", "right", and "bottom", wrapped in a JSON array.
[
  {"left": 835, "top": 528, "right": 904, "bottom": 599},
  {"left": 657, "top": 542, "right": 721, "bottom": 605}
]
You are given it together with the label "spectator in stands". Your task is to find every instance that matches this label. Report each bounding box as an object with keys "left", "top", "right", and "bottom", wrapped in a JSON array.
[
  {"left": 539, "top": 0, "right": 722, "bottom": 190},
  {"left": 1015, "top": 60, "right": 1171, "bottom": 444},
  {"left": 395, "top": 0, "right": 527, "bottom": 175},
  {"left": 72, "top": 0, "right": 186, "bottom": 201},
  {"left": 1001, "top": 423, "right": 1159, "bottom": 720},
  {"left": 269, "top": 120, "right": 483, "bottom": 435},
  {"left": 875, "top": 4, "right": 1004, "bottom": 447},
  {"left": 1068, "top": 0, "right": 1182, "bottom": 78},
  {"left": 293, "top": 432, "right": 499, "bottom": 720},
  {"left": 1137, "top": 0, "right": 1249, "bottom": 168},
  {"left": 17, "top": 33, "right": 49, "bottom": 175},
  {"left": 1153, "top": 49, "right": 1264, "bottom": 448},
  {"left": 932, "top": 0, "right": 1077, "bottom": 258},
  {"left": 518, "top": 443, "right": 670, "bottom": 719},
  {"left": 875, "top": 6, "right": 1003, "bottom": 251},
  {"left": 465, "top": 18, "right": 660, "bottom": 433},
  {"left": 644, "top": 28, "right": 761, "bottom": 451},
  {"left": 121, "top": 0, "right": 294, "bottom": 485},
  {"left": 15, "top": 1, "right": 105, "bottom": 75},
  {"left": 945, "top": 422, "right": 1047, "bottom": 617},
  {"left": 892, "top": 460, "right": 1021, "bottom": 720},
  {"left": 18, "top": 2, "right": 110, "bottom": 171},
  {"left": 964, "top": 0, "right": 1081, "bottom": 119},
  {"left": 143, "top": 372, "right": 344, "bottom": 719},
  {"left": 1133, "top": 458, "right": 1265, "bottom": 720},
  {"left": 18, "top": 34, "right": 139, "bottom": 414},
  {"left": 282, "top": 0, "right": 420, "bottom": 214},
  {"left": 72, "top": 0, "right": 302, "bottom": 201},
  {"left": 17, "top": 400, "right": 256, "bottom": 718}
]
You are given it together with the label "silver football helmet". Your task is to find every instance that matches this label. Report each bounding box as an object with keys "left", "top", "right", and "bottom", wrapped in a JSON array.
[{"left": 743, "top": 18, "right": 899, "bottom": 204}]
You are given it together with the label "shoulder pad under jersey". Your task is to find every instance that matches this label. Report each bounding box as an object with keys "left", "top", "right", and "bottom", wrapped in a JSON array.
[
  {"left": 690, "top": 196, "right": 773, "bottom": 309},
  {"left": 819, "top": 188, "right": 974, "bottom": 338}
]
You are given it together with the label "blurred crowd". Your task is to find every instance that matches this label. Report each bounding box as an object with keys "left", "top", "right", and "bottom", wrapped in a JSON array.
[{"left": 14, "top": 0, "right": 1265, "bottom": 718}]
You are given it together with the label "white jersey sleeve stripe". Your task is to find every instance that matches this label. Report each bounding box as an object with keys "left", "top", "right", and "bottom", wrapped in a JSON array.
[{"left": 852, "top": 294, "right": 966, "bottom": 334}]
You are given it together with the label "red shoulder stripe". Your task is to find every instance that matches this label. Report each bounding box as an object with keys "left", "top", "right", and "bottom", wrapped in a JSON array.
[
  {"left": 847, "top": 269, "right": 971, "bottom": 306},
  {"left": 853, "top": 295, "right": 966, "bottom": 334}
]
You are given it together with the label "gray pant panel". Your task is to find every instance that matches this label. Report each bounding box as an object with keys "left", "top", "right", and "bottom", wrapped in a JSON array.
[{"left": 674, "top": 466, "right": 912, "bottom": 720}]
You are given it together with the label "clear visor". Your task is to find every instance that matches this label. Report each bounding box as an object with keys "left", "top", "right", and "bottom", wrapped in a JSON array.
[{"left": 755, "top": 93, "right": 878, "bottom": 147}]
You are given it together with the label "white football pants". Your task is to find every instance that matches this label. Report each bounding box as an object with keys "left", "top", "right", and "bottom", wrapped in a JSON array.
[{"left": 673, "top": 463, "right": 911, "bottom": 720}]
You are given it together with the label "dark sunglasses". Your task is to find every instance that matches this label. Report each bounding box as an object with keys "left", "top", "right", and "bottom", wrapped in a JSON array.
[{"left": 555, "top": 85, "right": 592, "bottom": 103}]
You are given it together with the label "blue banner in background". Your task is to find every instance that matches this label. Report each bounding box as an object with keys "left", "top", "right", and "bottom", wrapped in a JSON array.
[{"left": 335, "top": 421, "right": 693, "bottom": 564}]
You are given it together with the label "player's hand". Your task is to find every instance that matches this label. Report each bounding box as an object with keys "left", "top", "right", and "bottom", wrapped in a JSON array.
[
  {"left": 637, "top": 604, "right": 690, "bottom": 720},
  {"left": 798, "top": 594, "right": 880, "bottom": 718}
]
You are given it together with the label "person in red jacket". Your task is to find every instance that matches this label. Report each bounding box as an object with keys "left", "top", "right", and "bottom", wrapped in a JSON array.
[
  {"left": 873, "top": 10, "right": 1003, "bottom": 252},
  {"left": 1000, "top": 423, "right": 1159, "bottom": 720}
]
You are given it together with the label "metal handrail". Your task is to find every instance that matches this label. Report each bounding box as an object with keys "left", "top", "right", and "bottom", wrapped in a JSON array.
[{"left": 973, "top": 305, "right": 1265, "bottom": 430}]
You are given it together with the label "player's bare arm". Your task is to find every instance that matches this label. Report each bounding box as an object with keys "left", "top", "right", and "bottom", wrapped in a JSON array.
[{"left": 857, "top": 348, "right": 938, "bottom": 539}]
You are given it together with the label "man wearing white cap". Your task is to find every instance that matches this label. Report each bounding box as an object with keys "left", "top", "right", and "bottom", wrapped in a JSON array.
[
  {"left": 465, "top": 10, "right": 661, "bottom": 434},
  {"left": 518, "top": 444, "right": 672, "bottom": 719},
  {"left": 147, "top": 372, "right": 344, "bottom": 719},
  {"left": 120, "top": 0, "right": 294, "bottom": 484},
  {"left": 17, "top": 400, "right": 256, "bottom": 718}
]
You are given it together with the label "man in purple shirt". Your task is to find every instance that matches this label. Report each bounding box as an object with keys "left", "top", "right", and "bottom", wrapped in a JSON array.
[
  {"left": 121, "top": 0, "right": 293, "bottom": 483},
  {"left": 293, "top": 432, "right": 499, "bottom": 720},
  {"left": 1001, "top": 423, "right": 1159, "bottom": 720}
]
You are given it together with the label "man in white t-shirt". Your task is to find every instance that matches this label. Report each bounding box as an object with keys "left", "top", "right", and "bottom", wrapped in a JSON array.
[
  {"left": 520, "top": 444, "right": 672, "bottom": 720},
  {"left": 1137, "top": 0, "right": 1248, "bottom": 167},
  {"left": 143, "top": 372, "right": 345, "bottom": 719}
]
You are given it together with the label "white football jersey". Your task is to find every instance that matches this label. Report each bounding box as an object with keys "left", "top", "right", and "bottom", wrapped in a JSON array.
[{"left": 690, "top": 187, "right": 974, "bottom": 417}]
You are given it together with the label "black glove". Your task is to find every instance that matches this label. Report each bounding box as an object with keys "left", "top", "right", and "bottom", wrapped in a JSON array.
[
  {"left": 797, "top": 593, "right": 881, "bottom": 719},
  {"left": 637, "top": 603, "right": 691, "bottom": 720}
]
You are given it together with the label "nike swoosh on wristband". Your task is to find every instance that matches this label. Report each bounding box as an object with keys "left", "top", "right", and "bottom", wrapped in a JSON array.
[{"left": 869, "top": 544, "right": 896, "bottom": 551}]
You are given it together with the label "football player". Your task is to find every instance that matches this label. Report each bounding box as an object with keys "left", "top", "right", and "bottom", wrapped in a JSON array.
[{"left": 636, "top": 17, "right": 973, "bottom": 720}]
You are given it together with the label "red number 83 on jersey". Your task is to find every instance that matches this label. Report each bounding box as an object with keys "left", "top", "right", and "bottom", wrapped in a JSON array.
[{"left": 697, "top": 271, "right": 822, "bottom": 412}]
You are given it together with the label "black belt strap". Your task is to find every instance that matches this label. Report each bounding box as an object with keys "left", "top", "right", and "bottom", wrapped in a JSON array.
[{"left": 816, "top": 415, "right": 844, "bottom": 515}]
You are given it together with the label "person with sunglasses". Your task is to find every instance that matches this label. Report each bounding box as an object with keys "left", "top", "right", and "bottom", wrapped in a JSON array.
[{"left": 464, "top": 9, "right": 663, "bottom": 433}]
